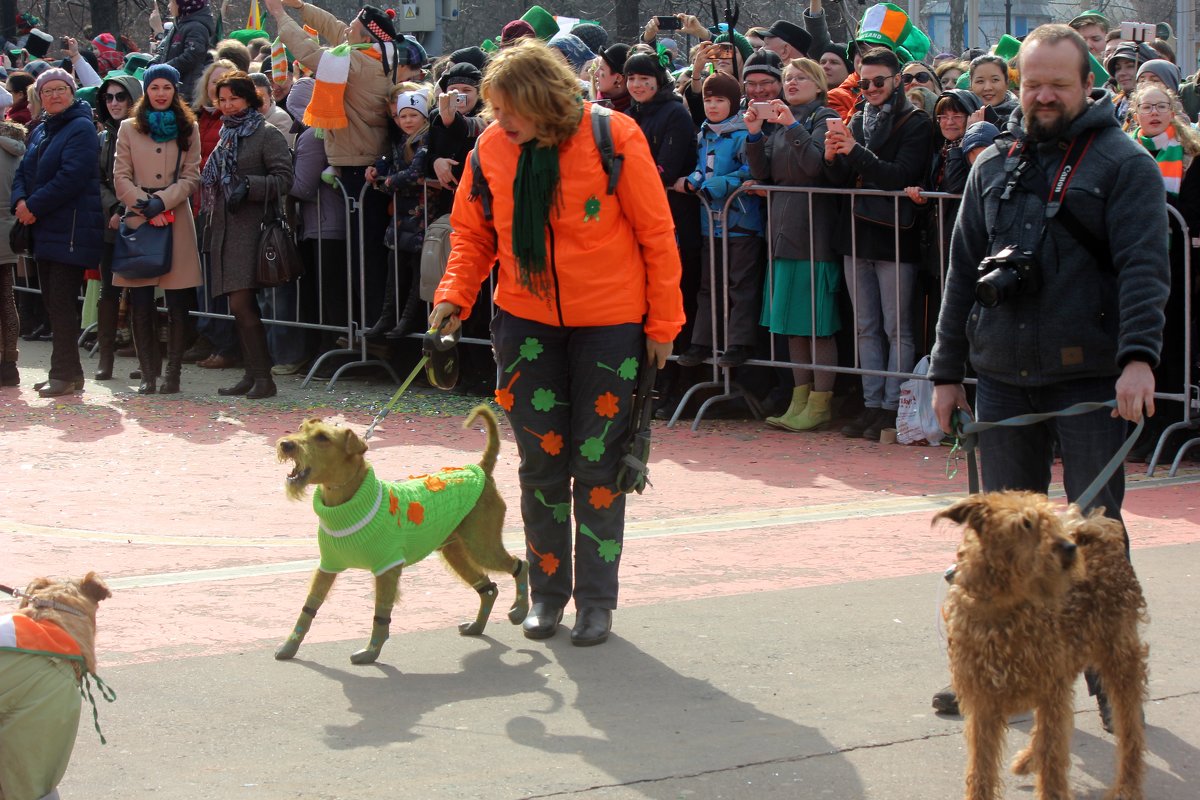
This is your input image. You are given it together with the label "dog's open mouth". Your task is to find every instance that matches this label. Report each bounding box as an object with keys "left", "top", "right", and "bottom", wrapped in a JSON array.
[{"left": 286, "top": 465, "right": 311, "bottom": 486}]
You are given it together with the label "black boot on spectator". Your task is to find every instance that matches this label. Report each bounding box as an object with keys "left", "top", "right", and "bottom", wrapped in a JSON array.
[
  {"left": 862, "top": 409, "right": 897, "bottom": 442},
  {"left": 0, "top": 361, "right": 18, "bottom": 387},
  {"left": 158, "top": 307, "right": 188, "bottom": 395},
  {"left": 181, "top": 335, "right": 213, "bottom": 364},
  {"left": 675, "top": 344, "right": 709, "bottom": 368},
  {"left": 241, "top": 320, "right": 277, "bottom": 400},
  {"left": 94, "top": 293, "right": 118, "bottom": 380},
  {"left": 387, "top": 280, "right": 426, "bottom": 340},
  {"left": 717, "top": 345, "right": 754, "bottom": 368},
  {"left": 841, "top": 406, "right": 881, "bottom": 438},
  {"left": 363, "top": 266, "right": 399, "bottom": 340},
  {"left": 130, "top": 303, "right": 160, "bottom": 395}
]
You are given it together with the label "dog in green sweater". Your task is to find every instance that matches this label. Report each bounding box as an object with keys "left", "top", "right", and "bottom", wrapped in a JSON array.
[{"left": 274, "top": 405, "right": 529, "bottom": 664}]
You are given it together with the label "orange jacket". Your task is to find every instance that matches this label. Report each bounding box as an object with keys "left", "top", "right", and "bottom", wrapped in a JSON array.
[
  {"left": 828, "top": 72, "right": 861, "bottom": 123},
  {"left": 434, "top": 103, "right": 685, "bottom": 344}
]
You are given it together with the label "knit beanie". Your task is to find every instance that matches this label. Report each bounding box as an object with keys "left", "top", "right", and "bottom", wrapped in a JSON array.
[
  {"left": 438, "top": 61, "right": 482, "bottom": 91},
  {"left": 819, "top": 43, "right": 853, "bottom": 76},
  {"left": 177, "top": 0, "right": 209, "bottom": 16},
  {"left": 500, "top": 20, "right": 536, "bottom": 46},
  {"left": 961, "top": 120, "right": 1000, "bottom": 154},
  {"left": 570, "top": 23, "right": 608, "bottom": 54},
  {"left": 712, "top": 30, "right": 753, "bottom": 65},
  {"left": 35, "top": 67, "right": 76, "bottom": 95},
  {"left": 549, "top": 33, "right": 594, "bottom": 73},
  {"left": 1136, "top": 59, "right": 1182, "bottom": 94},
  {"left": 742, "top": 49, "right": 783, "bottom": 81},
  {"left": 143, "top": 63, "right": 181, "bottom": 89},
  {"left": 449, "top": 46, "right": 487, "bottom": 71},
  {"left": 599, "top": 43, "right": 630, "bottom": 76},
  {"left": 395, "top": 88, "right": 429, "bottom": 118},
  {"left": 703, "top": 71, "right": 741, "bottom": 112},
  {"left": 623, "top": 52, "right": 669, "bottom": 88}
]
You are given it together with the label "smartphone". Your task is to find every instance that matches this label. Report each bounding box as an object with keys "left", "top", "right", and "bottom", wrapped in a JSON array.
[
  {"left": 60, "top": 36, "right": 70, "bottom": 48},
  {"left": 1118, "top": 21, "right": 1155, "bottom": 42},
  {"left": 825, "top": 117, "right": 847, "bottom": 137},
  {"left": 750, "top": 101, "right": 775, "bottom": 118},
  {"left": 712, "top": 43, "right": 735, "bottom": 60},
  {"left": 655, "top": 15, "right": 682, "bottom": 31}
]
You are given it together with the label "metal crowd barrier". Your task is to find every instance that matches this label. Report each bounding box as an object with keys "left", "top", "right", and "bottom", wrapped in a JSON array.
[{"left": 669, "top": 183, "right": 1199, "bottom": 473}]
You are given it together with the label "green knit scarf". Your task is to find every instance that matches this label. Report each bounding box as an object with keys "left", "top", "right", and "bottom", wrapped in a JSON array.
[{"left": 511, "top": 141, "right": 560, "bottom": 298}]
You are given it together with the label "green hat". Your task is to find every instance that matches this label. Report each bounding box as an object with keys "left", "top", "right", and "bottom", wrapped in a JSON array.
[
  {"left": 229, "top": 28, "right": 270, "bottom": 47},
  {"left": 855, "top": 3, "right": 912, "bottom": 52},
  {"left": 900, "top": 25, "right": 930, "bottom": 63},
  {"left": 993, "top": 34, "right": 1020, "bottom": 62},
  {"left": 1087, "top": 51, "right": 1109, "bottom": 86},
  {"left": 121, "top": 52, "right": 152, "bottom": 79},
  {"left": 1069, "top": 10, "right": 1110, "bottom": 31},
  {"left": 481, "top": 38, "right": 498, "bottom": 53},
  {"left": 520, "top": 6, "right": 559, "bottom": 42},
  {"left": 76, "top": 85, "right": 99, "bottom": 109}
]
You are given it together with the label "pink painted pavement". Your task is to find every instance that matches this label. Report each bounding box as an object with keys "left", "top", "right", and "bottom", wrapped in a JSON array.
[{"left": 4, "top": 385, "right": 1199, "bottom": 669}]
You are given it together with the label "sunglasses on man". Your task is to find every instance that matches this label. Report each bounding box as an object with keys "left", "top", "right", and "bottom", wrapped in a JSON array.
[{"left": 856, "top": 75, "right": 897, "bottom": 90}]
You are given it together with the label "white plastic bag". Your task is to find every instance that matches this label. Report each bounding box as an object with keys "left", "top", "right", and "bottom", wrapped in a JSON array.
[{"left": 896, "top": 356, "right": 945, "bottom": 446}]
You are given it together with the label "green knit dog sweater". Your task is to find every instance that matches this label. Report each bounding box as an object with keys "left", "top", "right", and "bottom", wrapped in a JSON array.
[{"left": 314, "top": 465, "right": 486, "bottom": 575}]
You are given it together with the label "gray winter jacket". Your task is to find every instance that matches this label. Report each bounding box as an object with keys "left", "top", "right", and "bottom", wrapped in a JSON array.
[
  {"left": 745, "top": 100, "right": 839, "bottom": 263},
  {"left": 0, "top": 119, "right": 26, "bottom": 264},
  {"left": 928, "top": 90, "right": 1170, "bottom": 387}
]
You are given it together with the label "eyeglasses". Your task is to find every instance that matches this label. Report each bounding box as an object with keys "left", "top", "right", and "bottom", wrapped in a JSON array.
[
  {"left": 784, "top": 74, "right": 813, "bottom": 84},
  {"left": 902, "top": 72, "right": 933, "bottom": 84},
  {"left": 856, "top": 75, "right": 896, "bottom": 90},
  {"left": 936, "top": 113, "right": 967, "bottom": 122},
  {"left": 743, "top": 79, "right": 779, "bottom": 90},
  {"left": 40, "top": 86, "right": 72, "bottom": 97},
  {"left": 104, "top": 91, "right": 129, "bottom": 103},
  {"left": 1136, "top": 102, "right": 1171, "bottom": 113}
]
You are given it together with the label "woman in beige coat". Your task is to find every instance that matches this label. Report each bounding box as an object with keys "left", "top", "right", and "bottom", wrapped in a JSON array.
[{"left": 113, "top": 63, "right": 202, "bottom": 394}]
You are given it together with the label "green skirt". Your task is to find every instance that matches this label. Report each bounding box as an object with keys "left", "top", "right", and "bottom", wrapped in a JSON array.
[{"left": 760, "top": 258, "right": 842, "bottom": 337}]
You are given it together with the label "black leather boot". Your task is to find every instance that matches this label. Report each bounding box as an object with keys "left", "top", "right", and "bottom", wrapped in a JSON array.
[
  {"left": 217, "top": 340, "right": 254, "bottom": 396},
  {"left": 157, "top": 304, "right": 188, "bottom": 394},
  {"left": 386, "top": 264, "right": 425, "bottom": 339},
  {"left": 362, "top": 265, "right": 398, "bottom": 340},
  {"left": 129, "top": 302, "right": 160, "bottom": 394},
  {"left": 94, "top": 290, "right": 118, "bottom": 380},
  {"left": 241, "top": 318, "right": 277, "bottom": 399}
]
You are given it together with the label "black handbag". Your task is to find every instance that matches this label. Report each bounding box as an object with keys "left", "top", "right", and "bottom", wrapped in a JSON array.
[
  {"left": 256, "top": 181, "right": 302, "bottom": 288},
  {"left": 111, "top": 148, "right": 181, "bottom": 279},
  {"left": 8, "top": 220, "right": 32, "bottom": 256}
]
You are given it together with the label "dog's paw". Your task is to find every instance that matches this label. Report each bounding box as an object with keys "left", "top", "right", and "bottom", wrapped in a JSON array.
[
  {"left": 508, "top": 600, "right": 529, "bottom": 625},
  {"left": 275, "top": 638, "right": 302, "bottom": 661},
  {"left": 459, "top": 619, "right": 487, "bottom": 636},
  {"left": 350, "top": 646, "right": 382, "bottom": 665},
  {"left": 1010, "top": 746, "right": 1037, "bottom": 776},
  {"left": 1104, "top": 786, "right": 1144, "bottom": 800}
]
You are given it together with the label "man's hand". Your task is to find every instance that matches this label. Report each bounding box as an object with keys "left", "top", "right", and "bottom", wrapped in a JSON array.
[
  {"left": 428, "top": 301, "right": 461, "bottom": 335},
  {"left": 282, "top": 0, "right": 304, "bottom": 8},
  {"left": 15, "top": 200, "right": 35, "bottom": 225},
  {"left": 742, "top": 102, "right": 764, "bottom": 133},
  {"left": 829, "top": 132, "right": 854, "bottom": 156},
  {"left": 109, "top": 213, "right": 121, "bottom": 230},
  {"left": 679, "top": 14, "right": 710, "bottom": 40},
  {"left": 690, "top": 43, "right": 712, "bottom": 80},
  {"left": 932, "top": 383, "right": 972, "bottom": 435},
  {"left": 63, "top": 37, "right": 80, "bottom": 60},
  {"left": 1114, "top": 360, "right": 1155, "bottom": 422},
  {"left": 642, "top": 17, "right": 659, "bottom": 43},
  {"left": 433, "top": 158, "right": 459, "bottom": 188},
  {"left": 647, "top": 338, "right": 672, "bottom": 369},
  {"left": 904, "top": 186, "right": 928, "bottom": 205},
  {"left": 149, "top": 4, "right": 164, "bottom": 34}
]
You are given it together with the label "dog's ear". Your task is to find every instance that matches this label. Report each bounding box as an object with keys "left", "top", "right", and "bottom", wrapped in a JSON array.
[
  {"left": 934, "top": 495, "right": 991, "bottom": 529},
  {"left": 78, "top": 572, "right": 112, "bottom": 603},
  {"left": 343, "top": 427, "right": 368, "bottom": 457}
]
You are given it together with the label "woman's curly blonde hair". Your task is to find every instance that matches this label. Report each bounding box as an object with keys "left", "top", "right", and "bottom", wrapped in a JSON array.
[
  {"left": 481, "top": 38, "right": 584, "bottom": 147},
  {"left": 1130, "top": 83, "right": 1200, "bottom": 161}
]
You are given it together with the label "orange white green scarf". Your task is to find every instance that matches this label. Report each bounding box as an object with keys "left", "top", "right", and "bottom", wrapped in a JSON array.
[{"left": 1135, "top": 124, "right": 1184, "bottom": 197}]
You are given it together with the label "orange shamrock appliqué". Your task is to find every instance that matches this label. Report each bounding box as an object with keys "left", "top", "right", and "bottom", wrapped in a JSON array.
[
  {"left": 588, "top": 485, "right": 619, "bottom": 510},
  {"left": 528, "top": 542, "right": 560, "bottom": 576},
  {"left": 424, "top": 475, "right": 447, "bottom": 492},
  {"left": 495, "top": 370, "right": 520, "bottom": 412},
  {"left": 523, "top": 427, "right": 564, "bottom": 456},
  {"left": 595, "top": 391, "right": 619, "bottom": 419},
  {"left": 407, "top": 502, "right": 424, "bottom": 525}
]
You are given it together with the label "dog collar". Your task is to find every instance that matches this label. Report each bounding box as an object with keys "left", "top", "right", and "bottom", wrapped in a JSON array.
[{"left": 0, "top": 583, "right": 88, "bottom": 618}]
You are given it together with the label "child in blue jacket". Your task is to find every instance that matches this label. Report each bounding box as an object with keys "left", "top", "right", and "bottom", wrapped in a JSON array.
[{"left": 673, "top": 72, "right": 764, "bottom": 368}]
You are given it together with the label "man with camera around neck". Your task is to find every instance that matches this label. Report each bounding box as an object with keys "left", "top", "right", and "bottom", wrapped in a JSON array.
[{"left": 929, "top": 24, "right": 1168, "bottom": 539}]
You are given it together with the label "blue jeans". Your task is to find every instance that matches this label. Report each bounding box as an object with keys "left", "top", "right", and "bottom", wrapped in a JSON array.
[
  {"left": 258, "top": 282, "right": 312, "bottom": 367},
  {"left": 975, "top": 374, "right": 1129, "bottom": 526},
  {"left": 843, "top": 257, "right": 915, "bottom": 410}
]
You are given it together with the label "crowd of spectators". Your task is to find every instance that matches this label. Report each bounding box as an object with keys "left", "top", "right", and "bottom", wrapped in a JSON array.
[{"left": 0, "top": 1, "right": 1196, "bottom": 458}]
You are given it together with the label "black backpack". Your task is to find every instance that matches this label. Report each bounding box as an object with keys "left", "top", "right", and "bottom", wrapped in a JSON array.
[{"left": 468, "top": 103, "right": 624, "bottom": 221}]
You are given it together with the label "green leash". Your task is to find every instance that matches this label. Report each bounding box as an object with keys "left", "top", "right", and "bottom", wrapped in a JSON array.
[
  {"left": 364, "top": 355, "right": 429, "bottom": 441},
  {"left": 945, "top": 399, "right": 1144, "bottom": 510},
  {"left": 364, "top": 323, "right": 461, "bottom": 441}
]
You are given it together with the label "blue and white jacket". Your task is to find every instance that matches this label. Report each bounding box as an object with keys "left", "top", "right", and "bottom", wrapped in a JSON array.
[{"left": 685, "top": 114, "right": 763, "bottom": 238}]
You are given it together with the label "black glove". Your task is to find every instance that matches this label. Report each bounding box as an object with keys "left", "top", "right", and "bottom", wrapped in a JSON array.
[
  {"left": 225, "top": 178, "right": 249, "bottom": 214},
  {"left": 136, "top": 195, "right": 166, "bottom": 219}
]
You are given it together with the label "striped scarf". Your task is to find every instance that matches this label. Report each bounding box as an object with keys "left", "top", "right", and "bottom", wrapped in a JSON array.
[
  {"left": 1135, "top": 124, "right": 1184, "bottom": 197},
  {"left": 200, "top": 108, "right": 264, "bottom": 211}
]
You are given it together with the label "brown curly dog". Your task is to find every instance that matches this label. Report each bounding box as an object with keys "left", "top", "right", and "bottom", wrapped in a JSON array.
[{"left": 937, "top": 492, "right": 1148, "bottom": 800}]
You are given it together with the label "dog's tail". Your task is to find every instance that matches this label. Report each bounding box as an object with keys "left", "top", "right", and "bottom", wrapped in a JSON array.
[{"left": 466, "top": 404, "right": 501, "bottom": 476}]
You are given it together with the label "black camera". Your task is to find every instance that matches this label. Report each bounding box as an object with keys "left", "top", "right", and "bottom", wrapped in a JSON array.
[{"left": 975, "top": 245, "right": 1040, "bottom": 308}]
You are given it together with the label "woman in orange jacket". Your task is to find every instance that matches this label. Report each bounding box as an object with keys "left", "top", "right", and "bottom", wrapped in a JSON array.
[{"left": 430, "top": 39, "right": 684, "bottom": 647}]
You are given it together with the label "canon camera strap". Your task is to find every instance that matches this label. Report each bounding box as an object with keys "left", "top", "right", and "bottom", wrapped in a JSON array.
[{"left": 1000, "top": 132, "right": 1112, "bottom": 272}]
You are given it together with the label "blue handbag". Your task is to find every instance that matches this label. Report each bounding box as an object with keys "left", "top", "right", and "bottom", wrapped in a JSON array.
[{"left": 111, "top": 148, "right": 180, "bottom": 279}]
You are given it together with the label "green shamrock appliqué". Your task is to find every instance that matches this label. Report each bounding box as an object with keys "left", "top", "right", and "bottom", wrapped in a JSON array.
[
  {"left": 531, "top": 387, "right": 568, "bottom": 412},
  {"left": 579, "top": 420, "right": 614, "bottom": 462},
  {"left": 534, "top": 489, "right": 571, "bottom": 523},
  {"left": 584, "top": 195, "right": 601, "bottom": 222},
  {"left": 505, "top": 337, "right": 543, "bottom": 374},
  {"left": 580, "top": 524, "right": 622, "bottom": 563},
  {"left": 597, "top": 357, "right": 640, "bottom": 381}
]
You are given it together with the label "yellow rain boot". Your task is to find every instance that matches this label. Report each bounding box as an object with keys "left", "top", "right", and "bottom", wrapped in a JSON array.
[
  {"left": 765, "top": 385, "right": 810, "bottom": 430},
  {"left": 782, "top": 390, "right": 833, "bottom": 432}
]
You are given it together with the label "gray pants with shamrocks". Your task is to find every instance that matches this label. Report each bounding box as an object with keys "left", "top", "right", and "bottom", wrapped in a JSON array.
[{"left": 491, "top": 310, "right": 644, "bottom": 610}]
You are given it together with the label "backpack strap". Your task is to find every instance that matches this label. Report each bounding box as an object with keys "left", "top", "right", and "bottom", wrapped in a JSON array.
[
  {"left": 590, "top": 103, "right": 623, "bottom": 196},
  {"left": 467, "top": 142, "right": 493, "bottom": 221}
]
